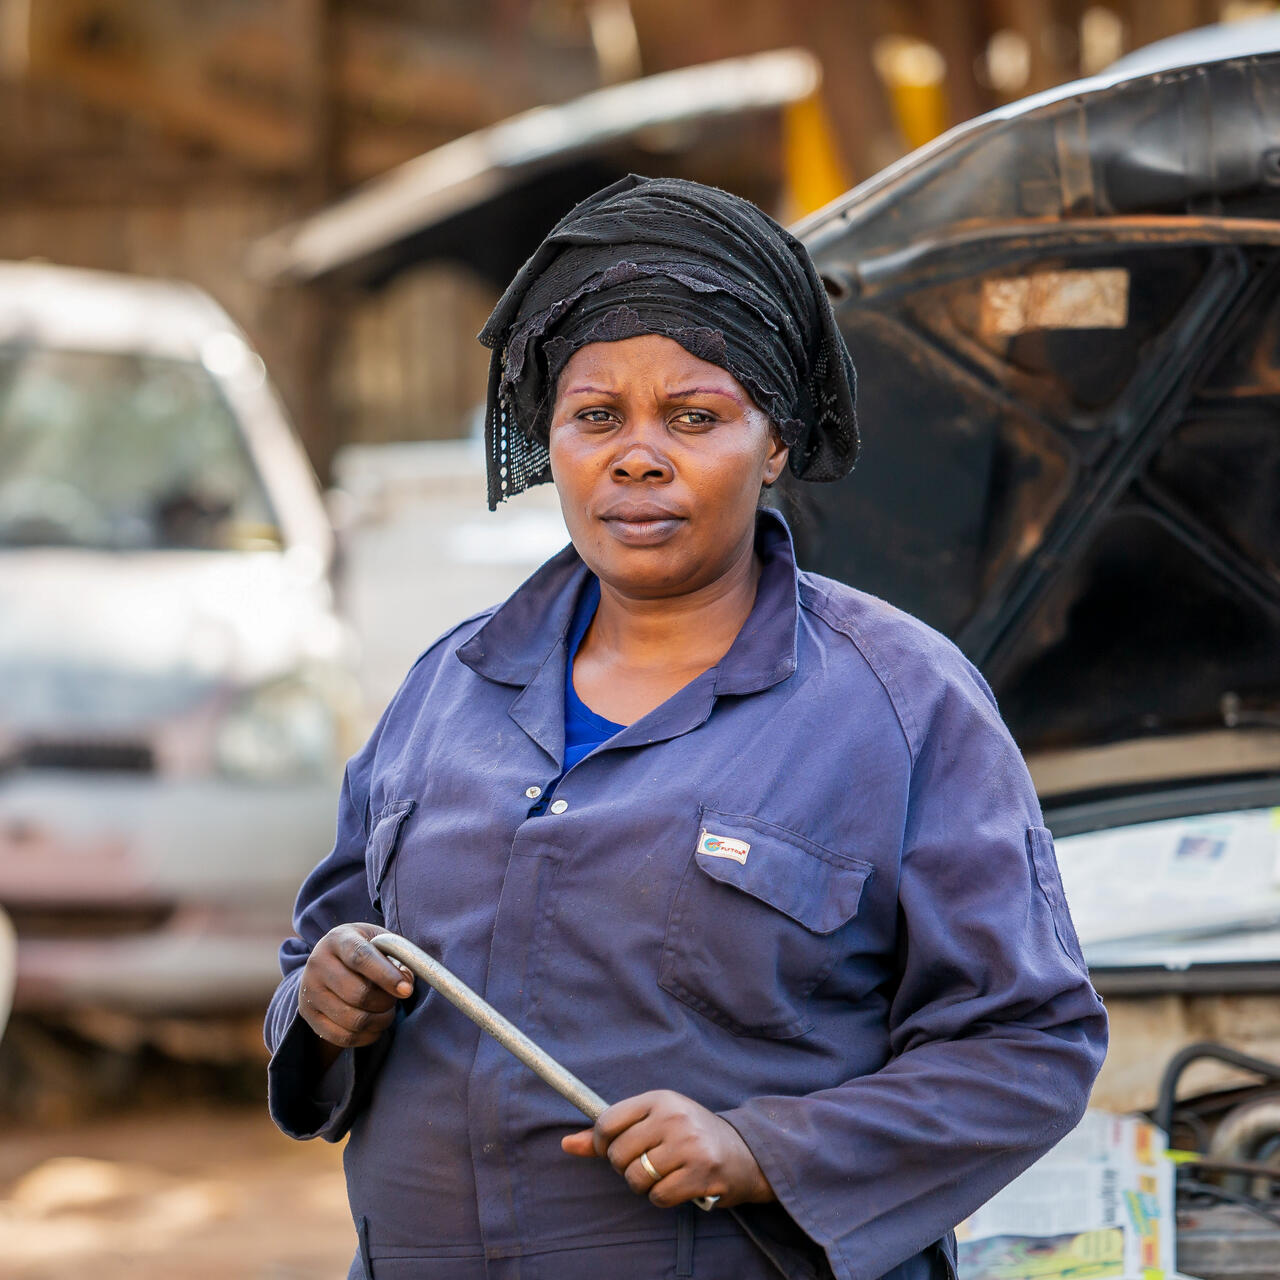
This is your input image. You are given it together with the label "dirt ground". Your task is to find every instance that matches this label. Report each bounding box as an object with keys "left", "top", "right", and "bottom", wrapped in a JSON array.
[{"left": 0, "top": 1102, "right": 355, "bottom": 1279}]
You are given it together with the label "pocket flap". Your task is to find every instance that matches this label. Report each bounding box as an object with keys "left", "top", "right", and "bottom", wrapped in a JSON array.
[
  {"left": 692, "top": 807, "right": 872, "bottom": 935},
  {"left": 1027, "top": 825, "right": 1087, "bottom": 970},
  {"left": 365, "top": 799, "right": 415, "bottom": 913}
]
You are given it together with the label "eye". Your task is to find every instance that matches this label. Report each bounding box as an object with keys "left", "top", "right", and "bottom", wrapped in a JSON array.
[
  {"left": 575, "top": 408, "right": 617, "bottom": 427},
  {"left": 672, "top": 409, "right": 718, "bottom": 429}
]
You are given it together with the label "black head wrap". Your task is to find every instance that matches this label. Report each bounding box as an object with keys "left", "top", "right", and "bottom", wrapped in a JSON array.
[{"left": 477, "top": 174, "right": 858, "bottom": 509}]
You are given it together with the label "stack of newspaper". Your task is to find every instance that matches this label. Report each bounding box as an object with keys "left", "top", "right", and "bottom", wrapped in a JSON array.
[{"left": 957, "top": 1110, "right": 1191, "bottom": 1280}]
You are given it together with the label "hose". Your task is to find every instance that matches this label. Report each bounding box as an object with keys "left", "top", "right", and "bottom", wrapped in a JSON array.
[{"left": 1154, "top": 1041, "right": 1280, "bottom": 1138}]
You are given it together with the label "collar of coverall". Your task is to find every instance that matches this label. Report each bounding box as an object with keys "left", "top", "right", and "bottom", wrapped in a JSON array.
[{"left": 457, "top": 506, "right": 801, "bottom": 699}]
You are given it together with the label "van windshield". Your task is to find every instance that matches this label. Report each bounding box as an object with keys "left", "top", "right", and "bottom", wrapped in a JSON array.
[
  {"left": 0, "top": 347, "right": 282, "bottom": 551},
  {"left": 1056, "top": 805, "right": 1280, "bottom": 966}
]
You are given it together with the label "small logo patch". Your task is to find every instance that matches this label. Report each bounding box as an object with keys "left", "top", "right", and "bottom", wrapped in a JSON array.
[{"left": 697, "top": 829, "right": 750, "bottom": 864}]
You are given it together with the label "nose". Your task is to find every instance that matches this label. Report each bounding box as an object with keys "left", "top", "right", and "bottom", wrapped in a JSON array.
[{"left": 610, "top": 425, "right": 673, "bottom": 484}]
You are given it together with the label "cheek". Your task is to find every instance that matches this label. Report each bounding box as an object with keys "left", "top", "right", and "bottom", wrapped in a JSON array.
[
  {"left": 689, "top": 439, "right": 771, "bottom": 507},
  {"left": 548, "top": 437, "right": 600, "bottom": 536},
  {"left": 548, "top": 432, "right": 588, "bottom": 492}
]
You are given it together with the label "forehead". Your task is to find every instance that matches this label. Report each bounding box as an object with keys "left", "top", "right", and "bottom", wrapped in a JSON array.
[{"left": 556, "top": 334, "right": 743, "bottom": 395}]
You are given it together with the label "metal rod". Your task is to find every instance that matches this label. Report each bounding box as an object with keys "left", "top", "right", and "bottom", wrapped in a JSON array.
[
  {"left": 371, "top": 931, "right": 718, "bottom": 1211},
  {"left": 372, "top": 931, "right": 608, "bottom": 1119}
]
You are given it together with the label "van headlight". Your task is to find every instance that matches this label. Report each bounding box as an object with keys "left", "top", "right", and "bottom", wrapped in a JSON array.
[{"left": 215, "top": 675, "right": 344, "bottom": 783}]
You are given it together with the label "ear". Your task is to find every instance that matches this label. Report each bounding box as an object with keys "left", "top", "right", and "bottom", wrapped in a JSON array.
[{"left": 761, "top": 425, "right": 789, "bottom": 488}]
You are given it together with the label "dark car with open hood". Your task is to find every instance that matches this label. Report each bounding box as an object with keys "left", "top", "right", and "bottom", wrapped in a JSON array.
[{"left": 791, "top": 21, "right": 1280, "bottom": 1278}]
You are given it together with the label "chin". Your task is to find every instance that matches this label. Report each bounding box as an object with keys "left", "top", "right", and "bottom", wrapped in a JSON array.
[{"left": 599, "top": 556, "right": 705, "bottom": 599}]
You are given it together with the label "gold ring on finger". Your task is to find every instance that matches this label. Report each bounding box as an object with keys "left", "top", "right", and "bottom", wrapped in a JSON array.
[{"left": 639, "top": 1150, "right": 661, "bottom": 1183}]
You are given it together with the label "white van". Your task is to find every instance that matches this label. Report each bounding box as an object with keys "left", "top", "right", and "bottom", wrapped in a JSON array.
[{"left": 0, "top": 263, "right": 357, "bottom": 1028}]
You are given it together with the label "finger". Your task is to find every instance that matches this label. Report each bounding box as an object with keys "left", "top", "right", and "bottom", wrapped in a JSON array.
[
  {"left": 593, "top": 1093, "right": 660, "bottom": 1146},
  {"left": 300, "top": 1004, "right": 385, "bottom": 1050},
  {"left": 560, "top": 1129, "right": 598, "bottom": 1158},
  {"left": 309, "top": 996, "right": 394, "bottom": 1042},
  {"left": 647, "top": 1164, "right": 711, "bottom": 1211},
  {"left": 603, "top": 1116, "right": 668, "bottom": 1176},
  {"left": 623, "top": 1143, "right": 681, "bottom": 1197},
  {"left": 323, "top": 965, "right": 400, "bottom": 1014},
  {"left": 302, "top": 983, "right": 396, "bottom": 1039},
  {"left": 340, "top": 931, "right": 413, "bottom": 997}
]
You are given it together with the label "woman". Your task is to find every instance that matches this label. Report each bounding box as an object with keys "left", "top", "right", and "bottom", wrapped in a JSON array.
[{"left": 265, "top": 176, "right": 1107, "bottom": 1280}]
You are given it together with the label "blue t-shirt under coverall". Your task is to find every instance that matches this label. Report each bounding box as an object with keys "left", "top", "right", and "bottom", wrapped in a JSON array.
[
  {"left": 265, "top": 509, "right": 1107, "bottom": 1280},
  {"left": 561, "top": 576, "right": 623, "bottom": 774}
]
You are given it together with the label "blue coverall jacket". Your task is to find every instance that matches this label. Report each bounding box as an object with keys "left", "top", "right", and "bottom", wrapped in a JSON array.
[{"left": 265, "top": 510, "right": 1108, "bottom": 1280}]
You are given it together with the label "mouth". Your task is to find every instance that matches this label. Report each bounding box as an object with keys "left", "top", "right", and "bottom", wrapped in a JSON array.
[{"left": 598, "top": 506, "right": 687, "bottom": 547}]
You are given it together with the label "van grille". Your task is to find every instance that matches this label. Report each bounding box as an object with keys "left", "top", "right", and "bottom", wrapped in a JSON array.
[
  {"left": 8, "top": 740, "right": 155, "bottom": 773},
  {"left": 6, "top": 904, "right": 174, "bottom": 939}
]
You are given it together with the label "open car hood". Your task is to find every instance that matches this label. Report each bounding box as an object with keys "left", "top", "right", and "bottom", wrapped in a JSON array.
[
  {"left": 790, "top": 32, "right": 1280, "bottom": 780},
  {"left": 249, "top": 50, "right": 818, "bottom": 291}
]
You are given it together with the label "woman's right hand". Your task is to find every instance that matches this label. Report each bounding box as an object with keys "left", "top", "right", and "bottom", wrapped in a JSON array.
[{"left": 297, "top": 923, "right": 414, "bottom": 1064}]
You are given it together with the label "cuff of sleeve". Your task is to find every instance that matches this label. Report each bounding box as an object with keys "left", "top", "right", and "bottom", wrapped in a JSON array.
[
  {"left": 719, "top": 1105, "right": 852, "bottom": 1280},
  {"left": 267, "top": 1005, "right": 389, "bottom": 1143},
  {"left": 312, "top": 1048, "right": 355, "bottom": 1109}
]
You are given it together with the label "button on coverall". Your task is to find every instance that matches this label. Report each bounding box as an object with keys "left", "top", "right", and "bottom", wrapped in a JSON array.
[{"left": 265, "top": 510, "right": 1108, "bottom": 1280}]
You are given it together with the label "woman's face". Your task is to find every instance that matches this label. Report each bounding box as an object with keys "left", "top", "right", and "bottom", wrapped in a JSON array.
[{"left": 548, "top": 334, "right": 788, "bottom": 599}]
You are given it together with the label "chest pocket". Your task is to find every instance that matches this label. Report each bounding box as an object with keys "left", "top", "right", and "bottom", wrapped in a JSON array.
[
  {"left": 365, "top": 799, "right": 415, "bottom": 931},
  {"left": 658, "top": 806, "right": 873, "bottom": 1039}
]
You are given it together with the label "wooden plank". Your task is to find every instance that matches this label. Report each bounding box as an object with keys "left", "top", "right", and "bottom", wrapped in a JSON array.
[
  {"left": 23, "top": 0, "right": 598, "bottom": 175},
  {"left": 923, "top": 0, "right": 1000, "bottom": 126},
  {"left": 1126, "top": 0, "right": 1206, "bottom": 55},
  {"left": 27, "top": 0, "right": 314, "bottom": 169}
]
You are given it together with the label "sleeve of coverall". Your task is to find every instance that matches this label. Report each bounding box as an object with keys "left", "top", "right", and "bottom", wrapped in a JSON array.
[
  {"left": 262, "top": 701, "right": 396, "bottom": 1143},
  {"left": 719, "top": 659, "right": 1109, "bottom": 1280}
]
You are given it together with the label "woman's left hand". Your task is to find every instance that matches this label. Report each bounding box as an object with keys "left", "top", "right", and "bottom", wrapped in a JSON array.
[{"left": 561, "top": 1089, "right": 775, "bottom": 1209}]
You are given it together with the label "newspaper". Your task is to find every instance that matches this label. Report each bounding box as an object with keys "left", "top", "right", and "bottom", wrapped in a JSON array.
[{"left": 956, "top": 1111, "right": 1188, "bottom": 1280}]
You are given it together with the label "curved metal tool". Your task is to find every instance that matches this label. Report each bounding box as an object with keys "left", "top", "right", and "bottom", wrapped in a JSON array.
[{"left": 371, "top": 930, "right": 719, "bottom": 1212}]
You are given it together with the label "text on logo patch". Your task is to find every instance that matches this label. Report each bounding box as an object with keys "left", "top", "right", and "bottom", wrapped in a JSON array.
[{"left": 697, "top": 829, "right": 750, "bottom": 864}]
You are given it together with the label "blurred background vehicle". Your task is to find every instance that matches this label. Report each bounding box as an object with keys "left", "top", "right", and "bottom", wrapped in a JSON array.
[
  {"left": 790, "top": 29, "right": 1280, "bottom": 1273},
  {"left": 0, "top": 263, "right": 358, "bottom": 1062},
  {"left": 791, "top": 15, "right": 1280, "bottom": 1118},
  {"left": 332, "top": 438, "right": 569, "bottom": 710}
]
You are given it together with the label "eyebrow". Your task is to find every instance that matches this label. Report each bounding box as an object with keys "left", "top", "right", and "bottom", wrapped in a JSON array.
[
  {"left": 560, "top": 385, "right": 617, "bottom": 397},
  {"left": 559, "top": 383, "right": 744, "bottom": 405},
  {"left": 668, "top": 386, "right": 744, "bottom": 404}
]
